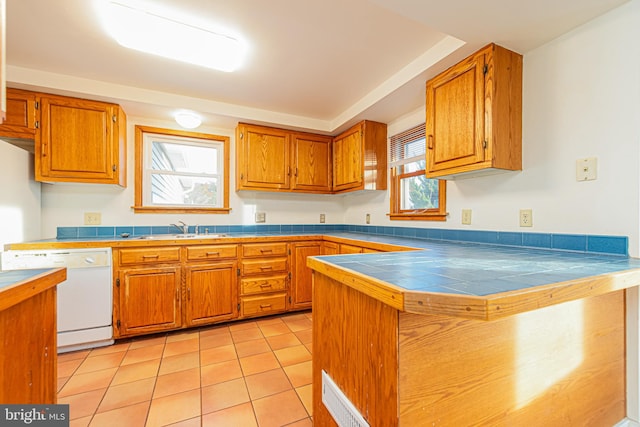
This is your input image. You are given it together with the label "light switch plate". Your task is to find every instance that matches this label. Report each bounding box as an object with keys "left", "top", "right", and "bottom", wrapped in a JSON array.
[{"left": 461, "top": 209, "right": 472, "bottom": 225}]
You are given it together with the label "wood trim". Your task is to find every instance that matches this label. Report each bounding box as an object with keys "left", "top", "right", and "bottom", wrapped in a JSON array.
[
  {"left": 131, "top": 206, "right": 232, "bottom": 214},
  {"left": 133, "top": 125, "right": 231, "bottom": 214}
]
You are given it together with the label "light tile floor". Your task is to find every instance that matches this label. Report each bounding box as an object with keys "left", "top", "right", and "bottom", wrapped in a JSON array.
[{"left": 57, "top": 311, "right": 313, "bottom": 427}]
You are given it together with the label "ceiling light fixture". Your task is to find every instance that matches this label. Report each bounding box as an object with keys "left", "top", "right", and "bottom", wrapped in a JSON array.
[
  {"left": 174, "top": 111, "right": 202, "bottom": 129},
  {"left": 97, "top": 0, "right": 247, "bottom": 72}
]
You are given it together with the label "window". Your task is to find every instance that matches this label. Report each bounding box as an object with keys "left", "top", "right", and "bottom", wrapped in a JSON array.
[
  {"left": 133, "top": 126, "right": 230, "bottom": 213},
  {"left": 389, "top": 123, "right": 446, "bottom": 221}
]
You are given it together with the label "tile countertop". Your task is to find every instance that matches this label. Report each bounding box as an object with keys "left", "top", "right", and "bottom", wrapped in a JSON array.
[
  {"left": 0, "top": 268, "right": 67, "bottom": 312},
  {"left": 6, "top": 231, "right": 640, "bottom": 320},
  {"left": 306, "top": 234, "right": 640, "bottom": 320}
]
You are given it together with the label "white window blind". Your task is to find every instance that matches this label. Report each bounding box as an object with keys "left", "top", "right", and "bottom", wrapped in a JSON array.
[{"left": 389, "top": 123, "right": 426, "bottom": 168}]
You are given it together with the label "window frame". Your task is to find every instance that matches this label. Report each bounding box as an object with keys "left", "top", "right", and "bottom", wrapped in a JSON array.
[
  {"left": 133, "top": 125, "right": 231, "bottom": 214},
  {"left": 388, "top": 124, "right": 447, "bottom": 221}
]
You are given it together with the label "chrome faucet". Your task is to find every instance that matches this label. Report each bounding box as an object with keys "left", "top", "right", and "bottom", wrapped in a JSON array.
[{"left": 170, "top": 221, "right": 189, "bottom": 234}]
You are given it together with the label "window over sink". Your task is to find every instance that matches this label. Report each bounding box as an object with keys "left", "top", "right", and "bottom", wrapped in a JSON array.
[
  {"left": 388, "top": 123, "right": 446, "bottom": 221},
  {"left": 133, "top": 126, "right": 230, "bottom": 214}
]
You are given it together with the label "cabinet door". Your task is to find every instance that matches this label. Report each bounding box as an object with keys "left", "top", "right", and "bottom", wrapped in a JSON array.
[
  {"left": 291, "top": 132, "right": 332, "bottom": 193},
  {"left": 426, "top": 51, "right": 486, "bottom": 174},
  {"left": 237, "top": 124, "right": 290, "bottom": 190},
  {"left": 0, "top": 88, "right": 38, "bottom": 140},
  {"left": 332, "top": 124, "right": 362, "bottom": 191},
  {"left": 185, "top": 262, "right": 238, "bottom": 326},
  {"left": 118, "top": 266, "right": 181, "bottom": 336},
  {"left": 322, "top": 241, "right": 339, "bottom": 255},
  {"left": 291, "top": 242, "right": 322, "bottom": 310},
  {"left": 38, "top": 95, "right": 122, "bottom": 184}
]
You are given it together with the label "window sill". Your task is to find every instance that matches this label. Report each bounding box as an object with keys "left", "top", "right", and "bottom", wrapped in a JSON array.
[
  {"left": 388, "top": 212, "right": 447, "bottom": 221},
  {"left": 132, "top": 206, "right": 232, "bottom": 214}
]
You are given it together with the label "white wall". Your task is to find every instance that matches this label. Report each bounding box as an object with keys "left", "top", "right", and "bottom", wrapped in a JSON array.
[
  {"left": 40, "top": 1, "right": 640, "bottom": 257},
  {"left": 0, "top": 141, "right": 41, "bottom": 249},
  {"left": 345, "top": 0, "right": 640, "bottom": 257},
  {"left": 40, "top": 116, "right": 345, "bottom": 238}
]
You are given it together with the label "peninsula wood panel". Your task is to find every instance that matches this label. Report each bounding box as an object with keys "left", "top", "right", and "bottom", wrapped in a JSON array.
[
  {"left": 0, "top": 285, "right": 58, "bottom": 404},
  {"left": 313, "top": 272, "right": 398, "bottom": 426},
  {"left": 398, "top": 290, "right": 625, "bottom": 426}
]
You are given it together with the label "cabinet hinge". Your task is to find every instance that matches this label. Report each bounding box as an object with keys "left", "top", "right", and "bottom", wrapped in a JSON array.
[
  {"left": 237, "top": 268, "right": 241, "bottom": 276},
  {"left": 237, "top": 303, "right": 240, "bottom": 311},
  {"left": 483, "top": 64, "right": 488, "bottom": 75},
  {"left": 116, "top": 319, "right": 121, "bottom": 328},
  {"left": 34, "top": 121, "right": 39, "bottom": 129},
  {"left": 239, "top": 132, "right": 244, "bottom": 139},
  {"left": 112, "top": 115, "right": 117, "bottom": 123},
  {"left": 483, "top": 140, "right": 488, "bottom": 149},
  {"left": 116, "top": 278, "right": 120, "bottom": 287},
  {"left": 288, "top": 272, "right": 291, "bottom": 279},
  {"left": 112, "top": 164, "right": 117, "bottom": 172},
  {"left": 288, "top": 296, "right": 292, "bottom": 303}
]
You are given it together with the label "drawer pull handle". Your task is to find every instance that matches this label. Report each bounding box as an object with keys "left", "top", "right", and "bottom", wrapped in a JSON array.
[
  {"left": 259, "top": 283, "right": 272, "bottom": 288},
  {"left": 260, "top": 266, "right": 273, "bottom": 270},
  {"left": 142, "top": 255, "right": 159, "bottom": 259},
  {"left": 206, "top": 252, "right": 220, "bottom": 256},
  {"left": 260, "top": 249, "right": 273, "bottom": 253},
  {"left": 260, "top": 304, "right": 272, "bottom": 309}
]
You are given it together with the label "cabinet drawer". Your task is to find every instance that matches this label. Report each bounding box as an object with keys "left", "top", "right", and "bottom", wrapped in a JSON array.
[
  {"left": 118, "top": 247, "right": 181, "bottom": 265},
  {"left": 241, "top": 276, "right": 287, "bottom": 295},
  {"left": 241, "top": 257, "right": 288, "bottom": 275},
  {"left": 242, "top": 242, "right": 288, "bottom": 258},
  {"left": 241, "top": 293, "right": 287, "bottom": 317},
  {"left": 186, "top": 245, "right": 238, "bottom": 261}
]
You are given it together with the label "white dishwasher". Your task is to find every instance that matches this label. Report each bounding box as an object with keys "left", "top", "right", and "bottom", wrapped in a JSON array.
[{"left": 1, "top": 248, "right": 114, "bottom": 353}]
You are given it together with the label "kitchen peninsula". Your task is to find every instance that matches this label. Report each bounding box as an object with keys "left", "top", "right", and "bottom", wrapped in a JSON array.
[{"left": 308, "top": 241, "right": 640, "bottom": 426}]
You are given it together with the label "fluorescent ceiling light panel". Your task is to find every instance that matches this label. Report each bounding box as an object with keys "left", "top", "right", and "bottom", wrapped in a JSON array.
[{"left": 99, "top": 0, "right": 246, "bottom": 72}]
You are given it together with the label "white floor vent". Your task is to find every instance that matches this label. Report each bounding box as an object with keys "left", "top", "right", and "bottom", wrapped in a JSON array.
[{"left": 322, "top": 370, "right": 370, "bottom": 427}]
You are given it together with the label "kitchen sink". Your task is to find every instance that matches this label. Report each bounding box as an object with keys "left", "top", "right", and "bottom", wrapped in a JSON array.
[{"left": 137, "top": 233, "right": 227, "bottom": 240}]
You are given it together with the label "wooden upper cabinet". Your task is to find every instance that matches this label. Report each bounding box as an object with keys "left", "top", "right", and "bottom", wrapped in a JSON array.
[
  {"left": 426, "top": 43, "right": 522, "bottom": 179},
  {"left": 332, "top": 120, "right": 387, "bottom": 193},
  {"left": 291, "top": 132, "right": 332, "bottom": 193},
  {"left": 236, "top": 123, "right": 290, "bottom": 190},
  {"left": 236, "top": 123, "right": 332, "bottom": 193},
  {"left": 0, "top": 88, "right": 39, "bottom": 140},
  {"left": 37, "top": 94, "right": 126, "bottom": 186}
]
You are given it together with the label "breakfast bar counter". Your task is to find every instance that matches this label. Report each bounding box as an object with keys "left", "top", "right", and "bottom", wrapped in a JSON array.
[{"left": 307, "top": 241, "right": 640, "bottom": 426}]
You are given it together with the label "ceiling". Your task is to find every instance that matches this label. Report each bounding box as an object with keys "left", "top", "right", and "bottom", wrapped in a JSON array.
[{"left": 5, "top": 0, "right": 629, "bottom": 134}]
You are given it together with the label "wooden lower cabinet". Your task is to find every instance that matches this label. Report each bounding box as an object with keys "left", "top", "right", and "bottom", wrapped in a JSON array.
[
  {"left": 185, "top": 261, "right": 238, "bottom": 326},
  {"left": 290, "top": 241, "right": 322, "bottom": 310},
  {"left": 117, "top": 266, "right": 182, "bottom": 336},
  {"left": 239, "top": 242, "right": 289, "bottom": 318}
]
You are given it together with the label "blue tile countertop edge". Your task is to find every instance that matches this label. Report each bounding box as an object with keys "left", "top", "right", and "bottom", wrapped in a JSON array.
[{"left": 56, "top": 224, "right": 629, "bottom": 257}]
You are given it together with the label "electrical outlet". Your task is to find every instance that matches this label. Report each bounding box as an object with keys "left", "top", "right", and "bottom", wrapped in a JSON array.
[
  {"left": 366, "top": 213, "right": 371, "bottom": 224},
  {"left": 255, "top": 212, "right": 266, "bottom": 223},
  {"left": 576, "top": 157, "right": 597, "bottom": 181},
  {"left": 320, "top": 213, "right": 326, "bottom": 223},
  {"left": 461, "top": 209, "right": 472, "bottom": 225},
  {"left": 519, "top": 209, "right": 533, "bottom": 227},
  {"left": 84, "top": 212, "right": 101, "bottom": 225}
]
